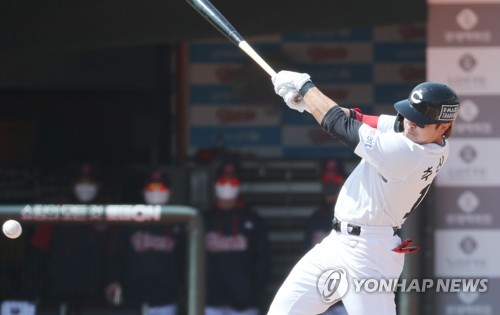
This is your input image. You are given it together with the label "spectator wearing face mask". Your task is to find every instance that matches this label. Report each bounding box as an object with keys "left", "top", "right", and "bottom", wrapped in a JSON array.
[
  {"left": 203, "top": 162, "right": 271, "bottom": 315},
  {"left": 26, "top": 162, "right": 108, "bottom": 315},
  {"left": 72, "top": 162, "right": 101, "bottom": 203},
  {"left": 105, "top": 170, "right": 185, "bottom": 315}
]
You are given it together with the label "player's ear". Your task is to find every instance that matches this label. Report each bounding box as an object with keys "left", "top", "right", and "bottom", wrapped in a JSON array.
[{"left": 437, "top": 122, "right": 453, "bottom": 138}]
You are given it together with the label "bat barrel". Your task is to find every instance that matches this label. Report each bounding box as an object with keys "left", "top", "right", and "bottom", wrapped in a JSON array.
[{"left": 187, "top": 0, "right": 243, "bottom": 45}]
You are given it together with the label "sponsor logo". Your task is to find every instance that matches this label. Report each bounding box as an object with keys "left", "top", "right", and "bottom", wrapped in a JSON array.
[
  {"left": 459, "top": 53, "right": 477, "bottom": 72},
  {"left": 440, "top": 235, "right": 489, "bottom": 278},
  {"left": 458, "top": 191, "right": 480, "bottom": 214},
  {"left": 455, "top": 100, "right": 493, "bottom": 136},
  {"left": 459, "top": 100, "right": 479, "bottom": 122},
  {"left": 445, "top": 255, "right": 487, "bottom": 273},
  {"left": 460, "top": 236, "right": 477, "bottom": 255},
  {"left": 21, "top": 204, "right": 104, "bottom": 221},
  {"left": 444, "top": 8, "right": 492, "bottom": 45},
  {"left": 446, "top": 191, "right": 492, "bottom": 227},
  {"left": 457, "top": 8, "right": 478, "bottom": 31},
  {"left": 438, "top": 142, "right": 493, "bottom": 184},
  {"left": 447, "top": 53, "right": 487, "bottom": 89},
  {"left": 439, "top": 105, "right": 459, "bottom": 120},
  {"left": 445, "top": 304, "right": 492, "bottom": 315},
  {"left": 105, "top": 205, "right": 161, "bottom": 222},
  {"left": 460, "top": 145, "right": 477, "bottom": 163}
]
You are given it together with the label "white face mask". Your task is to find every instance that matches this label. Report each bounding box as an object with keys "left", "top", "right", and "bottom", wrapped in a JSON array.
[
  {"left": 74, "top": 183, "right": 98, "bottom": 203},
  {"left": 215, "top": 183, "right": 240, "bottom": 200},
  {"left": 144, "top": 190, "right": 170, "bottom": 205}
]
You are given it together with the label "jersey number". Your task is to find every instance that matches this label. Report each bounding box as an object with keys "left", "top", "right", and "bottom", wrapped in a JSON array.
[{"left": 403, "top": 184, "right": 431, "bottom": 220}]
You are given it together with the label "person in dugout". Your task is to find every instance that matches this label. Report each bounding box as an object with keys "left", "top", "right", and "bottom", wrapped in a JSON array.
[
  {"left": 26, "top": 162, "right": 108, "bottom": 315},
  {"left": 105, "top": 169, "right": 185, "bottom": 315},
  {"left": 303, "top": 159, "right": 348, "bottom": 315},
  {"left": 203, "top": 161, "right": 271, "bottom": 315}
]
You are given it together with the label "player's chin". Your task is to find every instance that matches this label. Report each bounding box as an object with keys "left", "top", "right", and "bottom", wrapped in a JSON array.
[
  {"left": 403, "top": 129, "right": 413, "bottom": 138},
  {"left": 404, "top": 130, "right": 420, "bottom": 143}
]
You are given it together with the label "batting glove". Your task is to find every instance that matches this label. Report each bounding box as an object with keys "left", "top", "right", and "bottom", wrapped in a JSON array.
[
  {"left": 275, "top": 85, "right": 309, "bottom": 113},
  {"left": 272, "top": 71, "right": 312, "bottom": 113},
  {"left": 272, "top": 70, "right": 311, "bottom": 92}
]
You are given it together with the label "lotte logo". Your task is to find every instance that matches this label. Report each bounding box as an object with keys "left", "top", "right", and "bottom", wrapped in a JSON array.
[{"left": 459, "top": 53, "right": 477, "bottom": 72}]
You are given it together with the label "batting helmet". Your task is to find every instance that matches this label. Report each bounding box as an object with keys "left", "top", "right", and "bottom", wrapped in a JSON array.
[{"left": 394, "top": 82, "right": 460, "bottom": 128}]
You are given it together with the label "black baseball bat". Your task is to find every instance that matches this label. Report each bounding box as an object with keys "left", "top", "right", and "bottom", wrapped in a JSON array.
[{"left": 185, "top": 0, "right": 277, "bottom": 77}]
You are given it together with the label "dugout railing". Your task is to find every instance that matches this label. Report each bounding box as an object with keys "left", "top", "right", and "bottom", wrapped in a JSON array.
[{"left": 0, "top": 204, "right": 205, "bottom": 315}]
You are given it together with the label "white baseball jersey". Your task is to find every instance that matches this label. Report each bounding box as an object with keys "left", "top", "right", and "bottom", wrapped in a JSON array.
[{"left": 334, "top": 114, "right": 449, "bottom": 228}]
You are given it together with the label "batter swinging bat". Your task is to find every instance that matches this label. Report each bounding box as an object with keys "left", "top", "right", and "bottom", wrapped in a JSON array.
[{"left": 185, "top": 0, "right": 277, "bottom": 77}]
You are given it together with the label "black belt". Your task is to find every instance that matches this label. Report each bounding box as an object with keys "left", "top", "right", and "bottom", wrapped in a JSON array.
[
  {"left": 332, "top": 217, "right": 361, "bottom": 236},
  {"left": 332, "top": 217, "right": 398, "bottom": 236}
]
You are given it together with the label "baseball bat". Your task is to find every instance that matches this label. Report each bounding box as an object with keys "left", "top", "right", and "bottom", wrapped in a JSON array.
[{"left": 185, "top": 0, "right": 277, "bottom": 77}]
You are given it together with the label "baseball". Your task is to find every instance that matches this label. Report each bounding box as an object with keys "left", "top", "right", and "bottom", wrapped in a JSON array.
[{"left": 2, "top": 220, "right": 22, "bottom": 239}]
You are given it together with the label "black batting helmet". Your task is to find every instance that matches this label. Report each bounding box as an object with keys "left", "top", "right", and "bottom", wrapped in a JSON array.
[{"left": 394, "top": 82, "right": 460, "bottom": 128}]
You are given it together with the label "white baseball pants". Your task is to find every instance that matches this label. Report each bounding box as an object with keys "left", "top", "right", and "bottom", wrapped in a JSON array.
[{"left": 267, "top": 227, "right": 405, "bottom": 315}]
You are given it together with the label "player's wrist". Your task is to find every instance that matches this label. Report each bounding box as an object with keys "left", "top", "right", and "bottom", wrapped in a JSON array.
[{"left": 299, "top": 81, "right": 315, "bottom": 97}]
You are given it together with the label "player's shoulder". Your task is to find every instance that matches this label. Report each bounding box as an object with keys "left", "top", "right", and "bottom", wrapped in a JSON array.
[{"left": 377, "top": 114, "right": 397, "bottom": 132}]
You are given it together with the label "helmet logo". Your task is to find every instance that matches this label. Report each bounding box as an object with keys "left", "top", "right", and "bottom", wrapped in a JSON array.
[
  {"left": 410, "top": 90, "right": 423, "bottom": 104},
  {"left": 439, "top": 105, "right": 460, "bottom": 121}
]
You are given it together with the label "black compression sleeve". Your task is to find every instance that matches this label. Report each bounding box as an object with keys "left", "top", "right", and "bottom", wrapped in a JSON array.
[{"left": 320, "top": 106, "right": 363, "bottom": 150}]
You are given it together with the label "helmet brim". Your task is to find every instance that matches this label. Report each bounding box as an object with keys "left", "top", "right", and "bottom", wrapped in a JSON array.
[{"left": 394, "top": 100, "right": 436, "bottom": 126}]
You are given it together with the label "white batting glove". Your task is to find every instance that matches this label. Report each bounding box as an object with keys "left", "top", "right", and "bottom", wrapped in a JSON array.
[
  {"left": 272, "top": 71, "right": 311, "bottom": 113},
  {"left": 276, "top": 86, "right": 309, "bottom": 113},
  {"left": 272, "top": 70, "right": 311, "bottom": 92}
]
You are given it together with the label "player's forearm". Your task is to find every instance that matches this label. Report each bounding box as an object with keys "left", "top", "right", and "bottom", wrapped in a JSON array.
[
  {"left": 302, "top": 86, "right": 340, "bottom": 125},
  {"left": 300, "top": 86, "right": 361, "bottom": 149}
]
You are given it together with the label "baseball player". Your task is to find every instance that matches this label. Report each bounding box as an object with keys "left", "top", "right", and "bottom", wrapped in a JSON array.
[{"left": 268, "top": 71, "right": 460, "bottom": 315}]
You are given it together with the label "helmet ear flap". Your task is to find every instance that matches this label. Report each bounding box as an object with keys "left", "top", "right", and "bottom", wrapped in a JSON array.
[{"left": 394, "top": 113, "right": 404, "bottom": 132}]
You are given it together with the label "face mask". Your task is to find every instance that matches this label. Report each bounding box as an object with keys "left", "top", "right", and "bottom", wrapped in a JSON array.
[
  {"left": 144, "top": 190, "right": 170, "bottom": 205},
  {"left": 215, "top": 183, "right": 240, "bottom": 200},
  {"left": 74, "top": 183, "right": 98, "bottom": 203}
]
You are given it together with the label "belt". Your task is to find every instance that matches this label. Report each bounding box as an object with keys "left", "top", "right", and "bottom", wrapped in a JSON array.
[{"left": 332, "top": 217, "right": 398, "bottom": 236}]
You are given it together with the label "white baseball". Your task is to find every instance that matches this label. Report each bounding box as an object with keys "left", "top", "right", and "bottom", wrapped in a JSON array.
[{"left": 2, "top": 220, "right": 22, "bottom": 239}]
